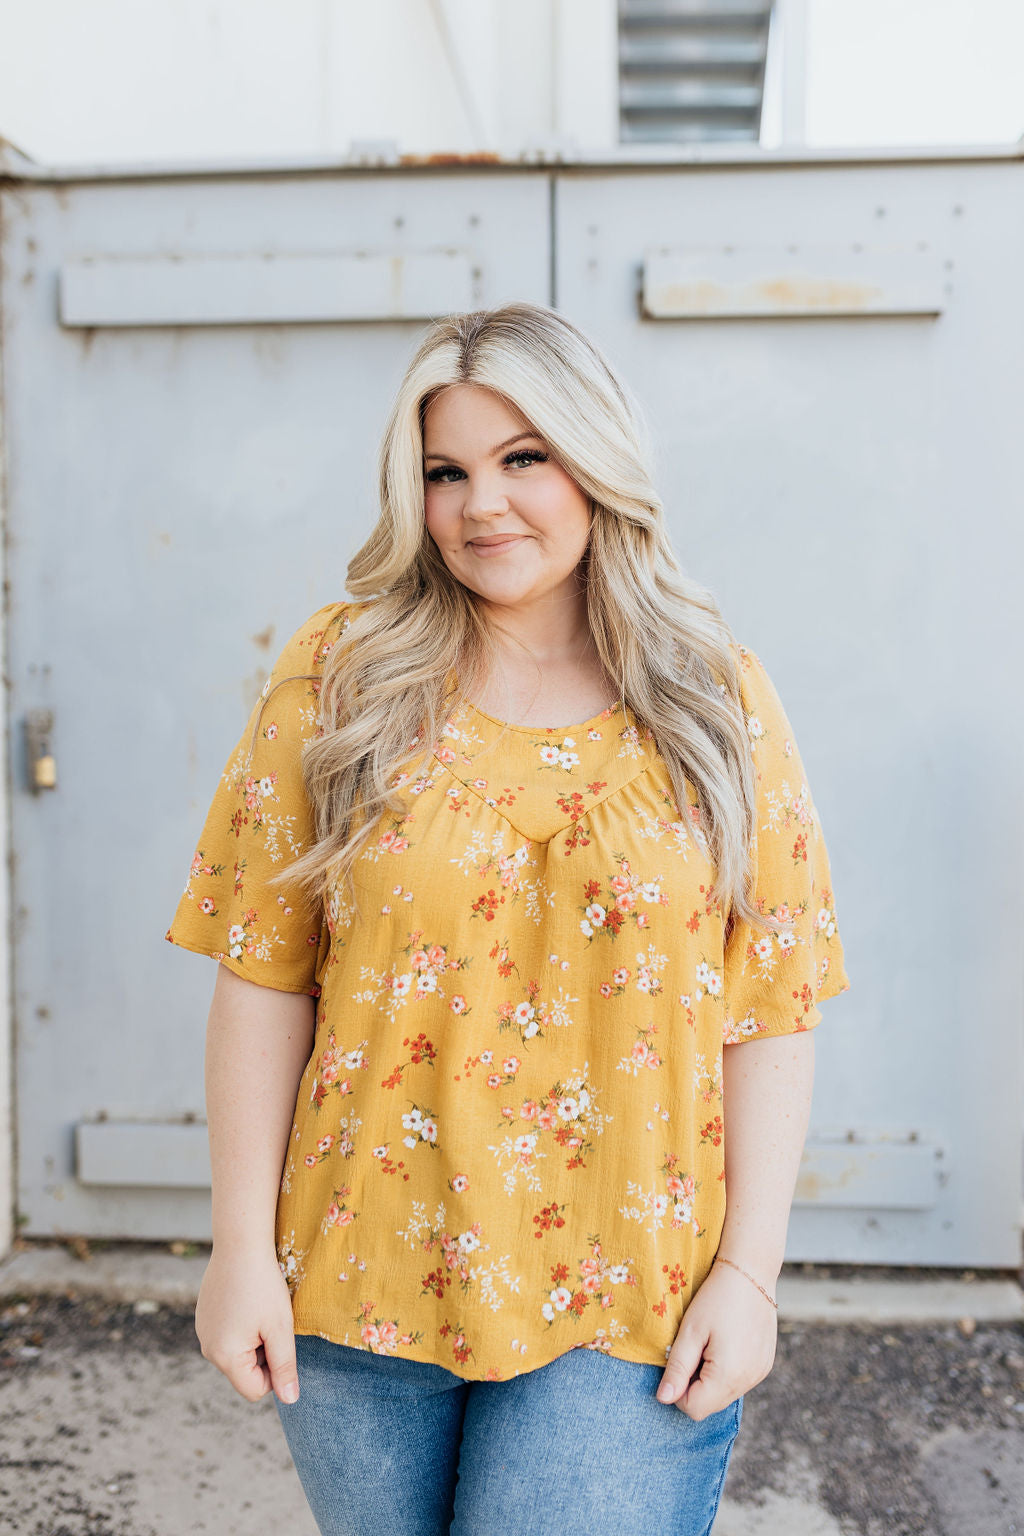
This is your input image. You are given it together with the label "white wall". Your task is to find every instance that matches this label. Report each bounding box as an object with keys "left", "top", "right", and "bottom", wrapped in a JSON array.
[
  {"left": 0, "top": 0, "right": 617, "bottom": 167},
  {"left": 1, "top": 0, "right": 1020, "bottom": 169}
]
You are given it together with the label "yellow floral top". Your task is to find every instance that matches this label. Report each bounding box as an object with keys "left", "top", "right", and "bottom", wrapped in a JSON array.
[{"left": 166, "top": 599, "right": 850, "bottom": 1381}]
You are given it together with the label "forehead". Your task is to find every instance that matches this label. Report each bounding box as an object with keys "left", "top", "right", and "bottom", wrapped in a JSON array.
[{"left": 422, "top": 383, "right": 536, "bottom": 444}]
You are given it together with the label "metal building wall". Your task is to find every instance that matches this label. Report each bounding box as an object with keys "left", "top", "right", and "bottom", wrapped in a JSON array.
[{"left": 0, "top": 143, "right": 1020, "bottom": 1267}]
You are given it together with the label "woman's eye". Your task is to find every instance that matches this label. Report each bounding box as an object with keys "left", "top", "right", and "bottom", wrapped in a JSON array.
[{"left": 425, "top": 449, "right": 548, "bottom": 484}]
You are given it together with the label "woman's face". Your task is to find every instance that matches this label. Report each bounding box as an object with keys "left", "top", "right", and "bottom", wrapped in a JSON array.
[{"left": 422, "top": 383, "right": 591, "bottom": 612}]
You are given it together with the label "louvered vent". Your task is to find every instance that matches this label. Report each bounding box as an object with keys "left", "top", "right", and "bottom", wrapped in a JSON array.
[{"left": 618, "top": 0, "right": 774, "bottom": 144}]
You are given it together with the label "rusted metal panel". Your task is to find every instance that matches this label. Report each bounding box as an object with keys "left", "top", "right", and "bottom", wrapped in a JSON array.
[
  {"left": 1, "top": 167, "right": 550, "bottom": 1245},
  {"left": 555, "top": 156, "right": 1024, "bottom": 1266}
]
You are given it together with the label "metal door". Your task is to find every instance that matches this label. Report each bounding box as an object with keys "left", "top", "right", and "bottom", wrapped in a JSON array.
[
  {"left": 553, "top": 153, "right": 1024, "bottom": 1264},
  {"left": 1, "top": 167, "right": 550, "bottom": 1240}
]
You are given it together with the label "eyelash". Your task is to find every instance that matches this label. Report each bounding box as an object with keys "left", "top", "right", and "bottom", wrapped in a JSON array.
[{"left": 425, "top": 448, "right": 549, "bottom": 484}]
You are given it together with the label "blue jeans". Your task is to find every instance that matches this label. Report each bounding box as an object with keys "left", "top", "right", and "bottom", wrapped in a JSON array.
[{"left": 275, "top": 1333, "right": 743, "bottom": 1536}]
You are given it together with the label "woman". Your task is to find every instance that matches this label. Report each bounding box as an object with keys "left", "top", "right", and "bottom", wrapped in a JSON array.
[{"left": 165, "top": 301, "right": 850, "bottom": 1536}]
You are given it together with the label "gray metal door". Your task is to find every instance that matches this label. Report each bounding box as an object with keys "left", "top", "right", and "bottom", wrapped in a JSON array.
[
  {"left": 553, "top": 153, "right": 1024, "bottom": 1264},
  {"left": 1, "top": 168, "right": 550, "bottom": 1241}
]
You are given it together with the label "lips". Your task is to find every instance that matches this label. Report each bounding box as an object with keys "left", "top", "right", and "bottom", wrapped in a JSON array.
[{"left": 468, "top": 534, "right": 523, "bottom": 548}]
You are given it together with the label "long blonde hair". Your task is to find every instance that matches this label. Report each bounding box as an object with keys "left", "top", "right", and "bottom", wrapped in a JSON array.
[{"left": 260, "top": 301, "right": 775, "bottom": 937}]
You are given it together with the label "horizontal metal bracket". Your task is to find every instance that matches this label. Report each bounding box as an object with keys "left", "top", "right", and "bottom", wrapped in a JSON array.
[
  {"left": 59, "top": 248, "right": 476, "bottom": 327},
  {"left": 641, "top": 242, "right": 949, "bottom": 318}
]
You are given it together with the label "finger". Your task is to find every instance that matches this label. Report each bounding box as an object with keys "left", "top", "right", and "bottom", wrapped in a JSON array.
[
  {"left": 230, "top": 1344, "right": 275, "bottom": 1403},
  {"left": 263, "top": 1328, "right": 301, "bottom": 1404},
  {"left": 657, "top": 1325, "right": 707, "bottom": 1405},
  {"left": 677, "top": 1369, "right": 729, "bottom": 1421}
]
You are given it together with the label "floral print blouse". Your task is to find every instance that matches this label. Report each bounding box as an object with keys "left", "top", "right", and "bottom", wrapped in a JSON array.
[{"left": 165, "top": 599, "right": 850, "bottom": 1381}]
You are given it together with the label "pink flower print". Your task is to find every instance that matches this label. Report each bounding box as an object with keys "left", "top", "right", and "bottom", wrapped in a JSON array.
[
  {"left": 614, "top": 891, "right": 637, "bottom": 914},
  {"left": 427, "top": 944, "right": 446, "bottom": 967},
  {"left": 410, "top": 949, "right": 430, "bottom": 971},
  {"left": 613, "top": 967, "right": 630, "bottom": 986},
  {"left": 520, "top": 1100, "right": 539, "bottom": 1121},
  {"left": 451, "top": 1174, "right": 469, "bottom": 1192},
  {"left": 316, "top": 1134, "right": 335, "bottom": 1155},
  {"left": 610, "top": 875, "right": 631, "bottom": 895},
  {"left": 450, "top": 995, "right": 468, "bottom": 1014},
  {"left": 199, "top": 896, "right": 216, "bottom": 915},
  {"left": 190, "top": 851, "right": 204, "bottom": 877},
  {"left": 538, "top": 1105, "right": 557, "bottom": 1132},
  {"left": 379, "top": 829, "right": 410, "bottom": 854},
  {"left": 502, "top": 1055, "right": 521, "bottom": 1075},
  {"left": 304, "top": 1153, "right": 317, "bottom": 1168},
  {"left": 487, "top": 1073, "right": 502, "bottom": 1090},
  {"left": 265, "top": 722, "right": 278, "bottom": 740}
]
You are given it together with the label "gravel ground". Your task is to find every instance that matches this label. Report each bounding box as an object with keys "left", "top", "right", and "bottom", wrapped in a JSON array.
[{"left": 1, "top": 1286, "right": 1022, "bottom": 1536}]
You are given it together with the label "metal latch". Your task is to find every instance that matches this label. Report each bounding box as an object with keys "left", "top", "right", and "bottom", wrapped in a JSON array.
[{"left": 26, "top": 708, "right": 57, "bottom": 793}]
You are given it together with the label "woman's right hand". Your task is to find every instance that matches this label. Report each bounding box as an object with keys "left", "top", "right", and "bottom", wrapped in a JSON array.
[{"left": 194, "top": 1245, "right": 300, "bottom": 1405}]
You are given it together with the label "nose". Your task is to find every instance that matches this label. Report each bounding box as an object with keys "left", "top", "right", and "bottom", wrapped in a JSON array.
[{"left": 461, "top": 471, "right": 512, "bottom": 522}]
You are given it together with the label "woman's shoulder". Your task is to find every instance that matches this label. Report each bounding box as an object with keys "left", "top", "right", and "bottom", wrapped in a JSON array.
[{"left": 277, "top": 598, "right": 361, "bottom": 671}]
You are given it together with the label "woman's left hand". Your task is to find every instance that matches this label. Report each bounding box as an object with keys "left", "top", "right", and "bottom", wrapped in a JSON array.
[{"left": 656, "top": 1259, "right": 778, "bottom": 1419}]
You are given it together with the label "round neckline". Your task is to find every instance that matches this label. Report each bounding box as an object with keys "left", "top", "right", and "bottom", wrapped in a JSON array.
[{"left": 463, "top": 696, "right": 625, "bottom": 736}]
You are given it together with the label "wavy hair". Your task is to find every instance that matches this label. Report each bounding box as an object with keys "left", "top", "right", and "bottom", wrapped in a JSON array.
[{"left": 260, "top": 301, "right": 778, "bottom": 938}]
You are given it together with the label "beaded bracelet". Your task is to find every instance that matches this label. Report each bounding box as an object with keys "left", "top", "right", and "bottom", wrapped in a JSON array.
[{"left": 714, "top": 1255, "right": 778, "bottom": 1310}]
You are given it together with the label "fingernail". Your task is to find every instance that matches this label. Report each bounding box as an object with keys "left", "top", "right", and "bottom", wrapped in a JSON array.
[
  {"left": 657, "top": 1382, "right": 675, "bottom": 1404},
  {"left": 279, "top": 1382, "right": 299, "bottom": 1404}
]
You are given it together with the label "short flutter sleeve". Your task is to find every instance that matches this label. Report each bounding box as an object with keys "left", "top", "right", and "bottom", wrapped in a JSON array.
[
  {"left": 721, "top": 645, "right": 851, "bottom": 1044},
  {"left": 164, "top": 601, "right": 350, "bottom": 995}
]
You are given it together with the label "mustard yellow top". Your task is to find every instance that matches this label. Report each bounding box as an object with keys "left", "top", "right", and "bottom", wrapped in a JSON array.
[{"left": 165, "top": 599, "right": 850, "bottom": 1381}]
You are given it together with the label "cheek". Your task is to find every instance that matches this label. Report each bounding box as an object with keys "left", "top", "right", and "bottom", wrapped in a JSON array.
[{"left": 530, "top": 476, "right": 591, "bottom": 544}]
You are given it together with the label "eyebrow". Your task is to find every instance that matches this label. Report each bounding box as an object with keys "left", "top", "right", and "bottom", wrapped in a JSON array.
[{"left": 423, "top": 432, "right": 543, "bottom": 463}]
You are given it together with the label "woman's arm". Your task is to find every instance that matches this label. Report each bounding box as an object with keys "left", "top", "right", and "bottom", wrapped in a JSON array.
[
  {"left": 657, "top": 1030, "right": 815, "bottom": 1416},
  {"left": 717, "top": 1028, "right": 816, "bottom": 1283},
  {"left": 206, "top": 963, "right": 317, "bottom": 1253},
  {"left": 195, "top": 963, "right": 317, "bottom": 1404}
]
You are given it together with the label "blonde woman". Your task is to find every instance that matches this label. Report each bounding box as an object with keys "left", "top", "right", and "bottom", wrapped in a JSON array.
[{"left": 166, "top": 301, "right": 850, "bottom": 1536}]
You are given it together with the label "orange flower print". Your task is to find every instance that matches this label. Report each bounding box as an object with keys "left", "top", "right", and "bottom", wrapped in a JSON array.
[
  {"left": 539, "top": 1237, "right": 636, "bottom": 1326},
  {"left": 579, "top": 857, "right": 668, "bottom": 942},
  {"left": 321, "top": 1184, "right": 359, "bottom": 1233},
  {"left": 619, "top": 1152, "right": 703, "bottom": 1238},
  {"left": 310, "top": 1030, "right": 368, "bottom": 1112},
  {"left": 617, "top": 1022, "right": 663, "bottom": 1076},
  {"left": 356, "top": 1301, "right": 422, "bottom": 1356}
]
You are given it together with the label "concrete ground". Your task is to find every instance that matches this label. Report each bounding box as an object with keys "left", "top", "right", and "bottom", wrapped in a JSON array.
[{"left": 1, "top": 1241, "right": 1022, "bottom": 1536}]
